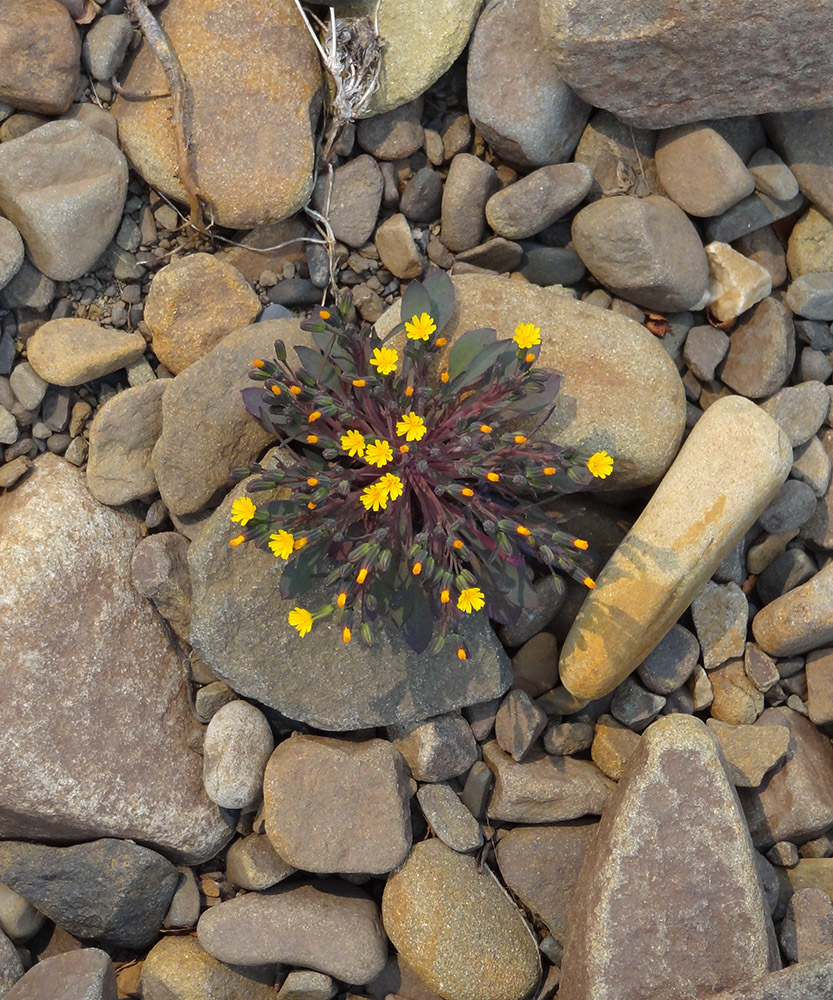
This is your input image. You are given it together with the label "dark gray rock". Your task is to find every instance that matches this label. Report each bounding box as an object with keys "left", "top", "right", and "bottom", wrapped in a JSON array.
[
  {"left": 610, "top": 675, "right": 666, "bottom": 732},
  {"left": 311, "top": 155, "right": 383, "bottom": 249},
  {"left": 683, "top": 325, "right": 729, "bottom": 382},
  {"left": 704, "top": 190, "right": 806, "bottom": 245},
  {"left": 636, "top": 624, "right": 699, "bottom": 695},
  {"left": 494, "top": 689, "right": 549, "bottom": 762},
  {"left": 519, "top": 244, "right": 585, "bottom": 286},
  {"left": 416, "top": 782, "right": 483, "bottom": 853},
  {"left": 760, "top": 381, "right": 830, "bottom": 446},
  {"left": 399, "top": 167, "right": 443, "bottom": 223},
  {"left": 571, "top": 195, "right": 709, "bottom": 311},
  {"left": 786, "top": 273, "right": 833, "bottom": 320},
  {"left": 758, "top": 480, "right": 818, "bottom": 534},
  {"left": 766, "top": 108, "right": 833, "bottom": 221},
  {"left": 356, "top": 99, "right": 424, "bottom": 160},
  {"left": 388, "top": 713, "right": 478, "bottom": 782},
  {"left": 0, "top": 839, "right": 178, "bottom": 950},
  {"left": 758, "top": 549, "right": 819, "bottom": 606}
]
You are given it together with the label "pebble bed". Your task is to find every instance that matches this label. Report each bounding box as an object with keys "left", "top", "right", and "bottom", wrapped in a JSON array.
[{"left": 1, "top": 1, "right": 833, "bottom": 999}]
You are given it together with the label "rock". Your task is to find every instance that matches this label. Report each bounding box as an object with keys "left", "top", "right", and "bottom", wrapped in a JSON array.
[
  {"left": 356, "top": 99, "right": 424, "bottom": 160},
  {"left": 571, "top": 195, "right": 709, "bottom": 311},
  {"left": 188, "top": 466, "right": 510, "bottom": 731},
  {"left": 151, "top": 320, "right": 289, "bottom": 515},
  {"left": 460, "top": 760, "right": 493, "bottom": 822},
  {"left": 226, "top": 833, "right": 295, "bottom": 891},
  {"left": 277, "top": 971, "right": 336, "bottom": 1000},
  {"left": 684, "top": 324, "right": 730, "bottom": 382},
  {"left": 485, "top": 164, "right": 592, "bottom": 240},
  {"left": 144, "top": 253, "right": 262, "bottom": 374},
  {"left": 748, "top": 148, "right": 800, "bottom": 201},
  {"left": 4, "top": 948, "right": 115, "bottom": 1000},
  {"left": 0, "top": 929, "right": 22, "bottom": 996},
  {"left": 788, "top": 209, "right": 833, "bottom": 280},
  {"left": 263, "top": 734, "right": 413, "bottom": 874},
  {"left": 719, "top": 296, "right": 795, "bottom": 399},
  {"left": 141, "top": 936, "right": 278, "bottom": 1000},
  {"left": 705, "top": 189, "right": 806, "bottom": 246},
  {"left": 26, "top": 318, "right": 146, "bottom": 386},
  {"left": 0, "top": 883, "right": 45, "bottom": 944},
  {"left": 706, "top": 719, "right": 790, "bottom": 787},
  {"left": 780, "top": 887, "right": 833, "bottom": 963},
  {"left": 374, "top": 213, "right": 422, "bottom": 279},
  {"left": 766, "top": 108, "right": 833, "bottom": 222},
  {"left": 61, "top": 102, "right": 120, "bottom": 147},
  {"left": 655, "top": 124, "right": 755, "bottom": 217},
  {"left": 162, "top": 868, "right": 200, "bottom": 931},
  {"left": 8, "top": 362, "right": 47, "bottom": 412},
  {"left": 82, "top": 13, "right": 132, "bottom": 81},
  {"left": 202, "top": 700, "right": 274, "bottom": 810},
  {"left": 759, "top": 479, "right": 817, "bottom": 534},
  {"left": 483, "top": 740, "right": 614, "bottom": 822},
  {"left": 539, "top": 0, "right": 833, "bottom": 128},
  {"left": 735, "top": 225, "right": 789, "bottom": 288},
  {"left": 744, "top": 643, "right": 781, "bottom": 693},
  {"left": 0, "top": 455, "right": 231, "bottom": 863},
  {"left": 86, "top": 380, "right": 167, "bottom": 505},
  {"left": 467, "top": 0, "right": 589, "bottom": 169},
  {"left": 760, "top": 381, "right": 830, "bottom": 446},
  {"left": 709, "top": 659, "right": 766, "bottom": 725},
  {"left": 494, "top": 690, "right": 549, "bottom": 762},
  {"left": 496, "top": 821, "right": 597, "bottom": 947},
  {"left": 416, "top": 783, "right": 483, "bottom": 854},
  {"left": 197, "top": 880, "right": 387, "bottom": 984},
  {"left": 376, "top": 274, "right": 687, "bottom": 490},
  {"left": 558, "top": 715, "right": 780, "bottom": 1000},
  {"left": 0, "top": 0, "right": 80, "bottom": 114},
  {"left": 511, "top": 632, "right": 559, "bottom": 697},
  {"left": 786, "top": 273, "right": 833, "bottom": 320},
  {"left": 0, "top": 839, "right": 178, "bottom": 950},
  {"left": 0, "top": 218, "right": 24, "bottom": 292},
  {"left": 609, "top": 675, "right": 665, "bottom": 731},
  {"left": 574, "top": 109, "right": 664, "bottom": 202},
  {"left": 672, "top": 954, "right": 833, "bottom": 1000},
  {"left": 559, "top": 396, "right": 792, "bottom": 701},
  {"left": 806, "top": 648, "right": 833, "bottom": 725},
  {"left": 636, "top": 623, "right": 699, "bottom": 695},
  {"left": 739, "top": 707, "right": 833, "bottom": 849},
  {"left": 0, "top": 121, "right": 128, "bottom": 281},
  {"left": 341, "top": 0, "right": 480, "bottom": 116},
  {"left": 793, "top": 437, "right": 833, "bottom": 499},
  {"left": 382, "top": 839, "right": 541, "bottom": 1000},
  {"left": 388, "top": 713, "right": 478, "bottom": 782},
  {"left": 113, "top": 0, "right": 321, "bottom": 229},
  {"left": 519, "top": 244, "right": 585, "bottom": 286},
  {"left": 543, "top": 721, "right": 594, "bottom": 756},
  {"left": 130, "top": 531, "right": 192, "bottom": 643},
  {"left": 704, "top": 242, "right": 772, "bottom": 323},
  {"left": 455, "top": 238, "right": 523, "bottom": 273},
  {"left": 312, "top": 155, "right": 383, "bottom": 249},
  {"left": 500, "top": 576, "right": 566, "bottom": 648},
  {"left": 440, "top": 154, "right": 499, "bottom": 252},
  {"left": 754, "top": 557, "right": 833, "bottom": 653},
  {"left": 691, "top": 580, "right": 748, "bottom": 670},
  {"left": 399, "top": 167, "right": 444, "bottom": 223}
]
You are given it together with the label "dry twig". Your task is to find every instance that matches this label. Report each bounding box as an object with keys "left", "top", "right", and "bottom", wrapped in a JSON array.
[{"left": 124, "top": 0, "right": 207, "bottom": 232}]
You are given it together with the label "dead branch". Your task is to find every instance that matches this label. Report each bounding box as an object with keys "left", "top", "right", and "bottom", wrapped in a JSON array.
[{"left": 124, "top": 0, "right": 207, "bottom": 232}]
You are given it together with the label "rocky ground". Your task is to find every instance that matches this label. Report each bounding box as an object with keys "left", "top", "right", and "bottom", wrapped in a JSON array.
[{"left": 1, "top": 0, "right": 833, "bottom": 999}]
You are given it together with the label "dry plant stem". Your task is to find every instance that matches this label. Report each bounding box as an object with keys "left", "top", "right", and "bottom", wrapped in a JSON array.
[
  {"left": 111, "top": 75, "right": 171, "bottom": 101},
  {"left": 125, "top": 0, "right": 207, "bottom": 232}
]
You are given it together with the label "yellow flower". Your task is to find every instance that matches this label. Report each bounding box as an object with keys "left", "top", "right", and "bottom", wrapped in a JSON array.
[
  {"left": 441, "top": 589, "right": 450, "bottom": 604},
  {"left": 457, "top": 586, "right": 485, "bottom": 614},
  {"left": 342, "top": 626, "right": 352, "bottom": 643},
  {"left": 308, "top": 411, "right": 321, "bottom": 422},
  {"left": 380, "top": 472, "right": 403, "bottom": 500},
  {"left": 396, "top": 411, "right": 427, "bottom": 442},
  {"left": 306, "top": 434, "right": 318, "bottom": 444},
  {"left": 405, "top": 312, "right": 437, "bottom": 341},
  {"left": 357, "top": 568, "right": 368, "bottom": 584},
  {"left": 574, "top": 538, "right": 589, "bottom": 550},
  {"left": 336, "top": 592, "right": 347, "bottom": 607},
  {"left": 230, "top": 496, "right": 257, "bottom": 526},
  {"left": 370, "top": 346, "right": 398, "bottom": 375},
  {"left": 268, "top": 530, "right": 295, "bottom": 559},
  {"left": 229, "top": 534, "right": 246, "bottom": 547},
  {"left": 352, "top": 378, "right": 366, "bottom": 387},
  {"left": 341, "top": 429, "right": 365, "bottom": 457},
  {"left": 361, "top": 480, "right": 389, "bottom": 512},
  {"left": 365, "top": 438, "right": 393, "bottom": 468},
  {"left": 513, "top": 322, "right": 541, "bottom": 350},
  {"left": 486, "top": 472, "right": 500, "bottom": 483},
  {"left": 288, "top": 607, "right": 313, "bottom": 637},
  {"left": 587, "top": 450, "right": 614, "bottom": 479}
]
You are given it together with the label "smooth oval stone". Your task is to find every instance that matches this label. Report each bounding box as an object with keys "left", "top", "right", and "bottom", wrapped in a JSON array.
[
  {"left": 197, "top": 880, "right": 387, "bottom": 984},
  {"left": 382, "top": 839, "right": 541, "bottom": 1000},
  {"left": 558, "top": 715, "right": 780, "bottom": 1000},
  {"left": 112, "top": 0, "right": 321, "bottom": 228},
  {"left": 377, "top": 274, "right": 686, "bottom": 489},
  {"left": 559, "top": 395, "right": 792, "bottom": 701},
  {"left": 202, "top": 699, "right": 274, "bottom": 810},
  {"left": 26, "top": 318, "right": 146, "bottom": 386},
  {"left": 752, "top": 560, "right": 833, "bottom": 657}
]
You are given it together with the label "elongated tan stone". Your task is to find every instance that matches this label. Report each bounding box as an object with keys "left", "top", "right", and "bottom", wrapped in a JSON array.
[{"left": 559, "top": 395, "right": 792, "bottom": 701}]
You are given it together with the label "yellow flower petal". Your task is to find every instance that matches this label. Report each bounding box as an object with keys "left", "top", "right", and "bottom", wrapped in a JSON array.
[
  {"left": 340, "top": 429, "right": 366, "bottom": 457},
  {"left": 268, "top": 530, "right": 295, "bottom": 559},
  {"left": 405, "top": 312, "right": 437, "bottom": 341},
  {"left": 288, "top": 607, "right": 313, "bottom": 637},
  {"left": 587, "top": 450, "right": 614, "bottom": 479},
  {"left": 395, "top": 411, "right": 427, "bottom": 442},
  {"left": 364, "top": 438, "right": 394, "bottom": 469},
  {"left": 457, "top": 586, "right": 485, "bottom": 614},
  {"left": 513, "top": 322, "right": 541, "bottom": 350},
  {"left": 230, "top": 496, "right": 257, "bottom": 526},
  {"left": 370, "top": 346, "right": 398, "bottom": 376}
]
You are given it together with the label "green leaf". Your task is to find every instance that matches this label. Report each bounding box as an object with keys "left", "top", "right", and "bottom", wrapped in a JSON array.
[
  {"left": 504, "top": 372, "right": 563, "bottom": 416},
  {"left": 294, "top": 345, "right": 341, "bottom": 389},
  {"left": 447, "top": 327, "right": 497, "bottom": 381},
  {"left": 401, "top": 585, "right": 434, "bottom": 654},
  {"left": 279, "top": 557, "right": 315, "bottom": 600},
  {"left": 449, "top": 339, "right": 514, "bottom": 391},
  {"left": 423, "top": 270, "right": 455, "bottom": 332},
  {"left": 400, "top": 279, "right": 432, "bottom": 325}
]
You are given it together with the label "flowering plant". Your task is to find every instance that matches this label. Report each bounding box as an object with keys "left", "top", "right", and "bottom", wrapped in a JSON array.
[{"left": 230, "top": 272, "right": 613, "bottom": 658}]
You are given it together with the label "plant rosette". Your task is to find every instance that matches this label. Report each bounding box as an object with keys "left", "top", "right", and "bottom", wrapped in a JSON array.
[{"left": 230, "top": 271, "right": 613, "bottom": 659}]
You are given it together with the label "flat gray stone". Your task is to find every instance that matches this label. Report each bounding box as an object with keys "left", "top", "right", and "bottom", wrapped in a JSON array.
[
  {"left": 3, "top": 948, "right": 116, "bottom": 1000},
  {"left": 416, "top": 782, "right": 483, "bottom": 854},
  {"left": 486, "top": 163, "right": 592, "bottom": 239}
]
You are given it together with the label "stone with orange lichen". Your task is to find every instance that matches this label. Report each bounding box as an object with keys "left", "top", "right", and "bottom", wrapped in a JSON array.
[
  {"left": 558, "top": 395, "right": 792, "bottom": 702},
  {"left": 112, "top": 0, "right": 321, "bottom": 229}
]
